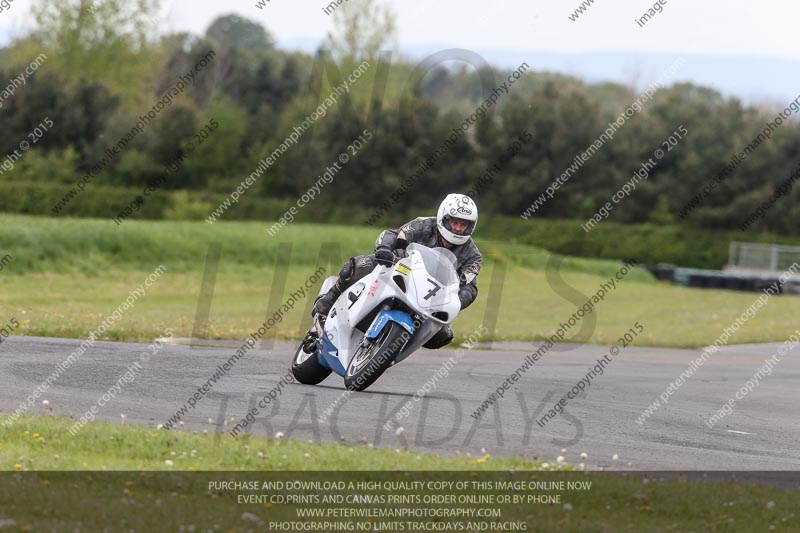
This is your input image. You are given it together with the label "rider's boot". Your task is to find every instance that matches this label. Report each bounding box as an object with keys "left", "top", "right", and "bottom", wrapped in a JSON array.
[
  {"left": 311, "top": 278, "right": 345, "bottom": 326},
  {"left": 312, "top": 256, "right": 365, "bottom": 325}
]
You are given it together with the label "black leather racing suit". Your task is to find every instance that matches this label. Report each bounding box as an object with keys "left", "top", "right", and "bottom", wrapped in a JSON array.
[
  {"left": 324, "top": 217, "right": 482, "bottom": 349},
  {"left": 375, "top": 217, "right": 481, "bottom": 310}
]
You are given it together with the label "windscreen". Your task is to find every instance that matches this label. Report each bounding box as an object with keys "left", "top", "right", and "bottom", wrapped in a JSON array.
[{"left": 406, "top": 243, "right": 458, "bottom": 285}]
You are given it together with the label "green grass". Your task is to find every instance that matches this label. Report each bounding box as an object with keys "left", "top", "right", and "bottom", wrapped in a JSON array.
[
  {"left": 0, "top": 415, "right": 543, "bottom": 471},
  {"left": 0, "top": 415, "right": 797, "bottom": 532},
  {"left": 1, "top": 214, "right": 799, "bottom": 348},
  {"left": 7, "top": 179, "right": 800, "bottom": 269}
]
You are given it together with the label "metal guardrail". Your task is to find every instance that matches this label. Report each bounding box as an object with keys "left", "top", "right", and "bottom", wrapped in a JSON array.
[{"left": 729, "top": 241, "right": 800, "bottom": 273}]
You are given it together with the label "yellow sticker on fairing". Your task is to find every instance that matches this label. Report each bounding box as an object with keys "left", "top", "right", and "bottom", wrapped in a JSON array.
[{"left": 396, "top": 263, "right": 411, "bottom": 275}]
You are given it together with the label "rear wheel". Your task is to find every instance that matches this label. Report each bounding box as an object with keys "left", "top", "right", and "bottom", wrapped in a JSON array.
[
  {"left": 291, "top": 331, "right": 331, "bottom": 385},
  {"left": 344, "top": 323, "right": 409, "bottom": 391}
]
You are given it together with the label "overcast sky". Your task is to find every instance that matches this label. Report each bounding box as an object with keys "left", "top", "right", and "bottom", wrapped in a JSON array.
[
  {"left": 2, "top": 0, "right": 798, "bottom": 101},
  {"left": 173, "top": 0, "right": 795, "bottom": 59}
]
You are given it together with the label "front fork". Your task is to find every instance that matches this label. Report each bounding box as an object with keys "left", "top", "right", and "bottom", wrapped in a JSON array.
[{"left": 348, "top": 303, "right": 402, "bottom": 355}]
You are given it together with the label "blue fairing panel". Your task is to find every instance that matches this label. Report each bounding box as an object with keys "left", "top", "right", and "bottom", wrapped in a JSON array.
[
  {"left": 316, "top": 334, "right": 346, "bottom": 376},
  {"left": 365, "top": 310, "right": 415, "bottom": 339}
]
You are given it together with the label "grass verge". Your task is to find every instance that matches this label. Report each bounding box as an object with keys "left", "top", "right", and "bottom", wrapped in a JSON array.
[
  {"left": 2, "top": 215, "right": 799, "bottom": 348},
  {"left": 0, "top": 415, "right": 797, "bottom": 532},
  {"left": 1, "top": 415, "right": 543, "bottom": 471}
]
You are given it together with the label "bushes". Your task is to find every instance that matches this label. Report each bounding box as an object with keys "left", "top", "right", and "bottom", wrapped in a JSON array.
[
  {"left": 0, "top": 181, "right": 174, "bottom": 219},
  {"left": 5, "top": 179, "right": 800, "bottom": 269},
  {"left": 3, "top": 147, "right": 81, "bottom": 184},
  {"left": 0, "top": 180, "right": 376, "bottom": 225},
  {"left": 481, "top": 215, "right": 800, "bottom": 269},
  {"left": 162, "top": 191, "right": 213, "bottom": 221}
]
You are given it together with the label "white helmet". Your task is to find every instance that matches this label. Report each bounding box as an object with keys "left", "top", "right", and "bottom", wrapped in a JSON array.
[{"left": 437, "top": 194, "right": 478, "bottom": 246}]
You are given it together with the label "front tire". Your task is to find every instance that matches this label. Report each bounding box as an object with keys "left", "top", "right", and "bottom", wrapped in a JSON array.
[
  {"left": 291, "top": 332, "right": 331, "bottom": 385},
  {"left": 344, "top": 323, "right": 408, "bottom": 391}
]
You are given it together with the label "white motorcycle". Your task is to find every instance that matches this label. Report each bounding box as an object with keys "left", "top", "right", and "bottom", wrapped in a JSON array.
[{"left": 291, "top": 243, "right": 461, "bottom": 391}]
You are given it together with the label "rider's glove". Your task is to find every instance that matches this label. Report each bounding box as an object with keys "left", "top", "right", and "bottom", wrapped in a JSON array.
[{"left": 375, "top": 246, "right": 395, "bottom": 266}]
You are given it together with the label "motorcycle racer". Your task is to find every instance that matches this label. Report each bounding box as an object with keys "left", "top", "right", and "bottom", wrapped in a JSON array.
[{"left": 312, "top": 194, "right": 482, "bottom": 349}]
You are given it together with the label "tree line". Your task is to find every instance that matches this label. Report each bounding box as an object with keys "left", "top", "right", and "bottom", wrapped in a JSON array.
[{"left": 1, "top": 0, "right": 799, "bottom": 236}]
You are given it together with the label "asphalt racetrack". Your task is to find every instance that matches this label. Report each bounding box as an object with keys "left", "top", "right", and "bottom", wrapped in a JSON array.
[{"left": 2, "top": 335, "right": 797, "bottom": 470}]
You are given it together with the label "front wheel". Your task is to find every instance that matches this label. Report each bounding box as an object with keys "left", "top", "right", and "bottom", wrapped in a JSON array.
[
  {"left": 291, "top": 331, "right": 331, "bottom": 385},
  {"left": 344, "top": 322, "right": 409, "bottom": 391}
]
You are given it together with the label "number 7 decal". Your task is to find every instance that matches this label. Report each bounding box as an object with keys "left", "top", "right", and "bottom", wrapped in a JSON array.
[{"left": 423, "top": 277, "right": 441, "bottom": 300}]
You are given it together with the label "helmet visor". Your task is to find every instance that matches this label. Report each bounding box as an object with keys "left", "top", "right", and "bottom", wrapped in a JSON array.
[{"left": 442, "top": 215, "right": 476, "bottom": 237}]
